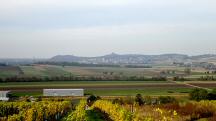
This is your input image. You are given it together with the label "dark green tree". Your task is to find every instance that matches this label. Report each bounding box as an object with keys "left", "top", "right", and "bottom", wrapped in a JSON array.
[
  {"left": 208, "top": 88, "right": 216, "bottom": 100},
  {"left": 135, "top": 94, "right": 144, "bottom": 106},
  {"left": 189, "top": 88, "right": 208, "bottom": 101}
]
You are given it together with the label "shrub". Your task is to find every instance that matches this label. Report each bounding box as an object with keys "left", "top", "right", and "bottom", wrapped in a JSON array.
[
  {"left": 208, "top": 88, "right": 216, "bottom": 100},
  {"left": 135, "top": 94, "right": 144, "bottom": 106},
  {"left": 158, "top": 96, "right": 176, "bottom": 104},
  {"left": 189, "top": 88, "right": 208, "bottom": 101},
  {"left": 87, "top": 95, "right": 100, "bottom": 106}
]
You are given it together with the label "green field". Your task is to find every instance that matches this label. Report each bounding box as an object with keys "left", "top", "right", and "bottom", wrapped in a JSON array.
[
  {"left": 0, "top": 65, "right": 213, "bottom": 79},
  {"left": 85, "top": 88, "right": 191, "bottom": 96},
  {"left": 10, "top": 88, "right": 191, "bottom": 97},
  {"left": 1, "top": 81, "right": 195, "bottom": 97},
  {"left": 0, "top": 81, "right": 168, "bottom": 87},
  {"left": 1, "top": 65, "right": 215, "bottom": 97},
  {"left": 20, "top": 65, "right": 71, "bottom": 77}
]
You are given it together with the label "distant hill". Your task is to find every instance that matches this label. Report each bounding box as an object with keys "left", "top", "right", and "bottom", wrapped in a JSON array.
[
  {"left": 50, "top": 55, "right": 82, "bottom": 62},
  {"left": 50, "top": 53, "right": 216, "bottom": 65},
  {"left": 1, "top": 53, "right": 216, "bottom": 65}
]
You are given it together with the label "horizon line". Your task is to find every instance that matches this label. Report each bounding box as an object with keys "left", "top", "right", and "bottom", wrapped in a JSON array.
[{"left": 0, "top": 52, "right": 215, "bottom": 59}]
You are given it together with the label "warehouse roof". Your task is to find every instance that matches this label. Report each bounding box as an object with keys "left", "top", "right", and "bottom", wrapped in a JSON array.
[
  {"left": 0, "top": 91, "right": 11, "bottom": 94},
  {"left": 44, "top": 89, "right": 84, "bottom": 91}
]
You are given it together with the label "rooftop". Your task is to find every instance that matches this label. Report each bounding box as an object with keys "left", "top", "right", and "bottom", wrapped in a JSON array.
[
  {"left": 0, "top": 91, "right": 11, "bottom": 94},
  {"left": 43, "top": 89, "right": 84, "bottom": 91}
]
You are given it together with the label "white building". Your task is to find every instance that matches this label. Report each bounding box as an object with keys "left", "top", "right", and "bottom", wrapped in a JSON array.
[
  {"left": 0, "top": 91, "right": 11, "bottom": 101},
  {"left": 43, "top": 89, "right": 84, "bottom": 97}
]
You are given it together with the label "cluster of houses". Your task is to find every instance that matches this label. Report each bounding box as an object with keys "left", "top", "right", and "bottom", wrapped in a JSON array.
[{"left": 0, "top": 89, "right": 84, "bottom": 101}]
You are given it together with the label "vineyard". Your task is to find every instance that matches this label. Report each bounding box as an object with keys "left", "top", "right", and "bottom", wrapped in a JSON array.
[
  {"left": 64, "top": 99, "right": 216, "bottom": 121},
  {"left": 0, "top": 101, "right": 72, "bottom": 121},
  {"left": 1, "top": 99, "right": 216, "bottom": 121}
]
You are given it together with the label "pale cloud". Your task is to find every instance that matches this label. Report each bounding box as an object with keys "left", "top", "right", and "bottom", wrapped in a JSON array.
[
  {"left": 0, "top": 23, "right": 215, "bottom": 58},
  {"left": 0, "top": 0, "right": 216, "bottom": 57},
  {"left": 1, "top": 0, "right": 216, "bottom": 11}
]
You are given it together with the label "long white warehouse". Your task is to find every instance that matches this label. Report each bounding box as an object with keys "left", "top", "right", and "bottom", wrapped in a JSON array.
[{"left": 43, "top": 89, "right": 84, "bottom": 96}]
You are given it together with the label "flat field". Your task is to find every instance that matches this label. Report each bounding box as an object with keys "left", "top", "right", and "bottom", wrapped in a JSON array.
[
  {"left": 1, "top": 65, "right": 216, "bottom": 97},
  {"left": 0, "top": 65, "right": 213, "bottom": 79},
  {"left": 1, "top": 81, "right": 215, "bottom": 97}
]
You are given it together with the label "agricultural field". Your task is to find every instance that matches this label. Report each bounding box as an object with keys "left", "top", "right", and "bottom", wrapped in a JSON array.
[
  {"left": 0, "top": 64, "right": 213, "bottom": 79},
  {"left": 20, "top": 65, "right": 71, "bottom": 77},
  {"left": 0, "top": 66, "right": 23, "bottom": 78},
  {"left": 0, "top": 65, "right": 216, "bottom": 120},
  {"left": 1, "top": 64, "right": 216, "bottom": 98},
  {"left": 1, "top": 81, "right": 216, "bottom": 97},
  {"left": 60, "top": 65, "right": 210, "bottom": 78}
]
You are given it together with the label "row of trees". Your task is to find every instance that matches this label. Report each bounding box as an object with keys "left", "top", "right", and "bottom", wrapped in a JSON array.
[
  {"left": 111, "top": 94, "right": 176, "bottom": 107},
  {"left": 204, "top": 71, "right": 216, "bottom": 74},
  {"left": 112, "top": 88, "right": 216, "bottom": 106},
  {"left": 0, "top": 75, "right": 167, "bottom": 82},
  {"left": 199, "top": 76, "right": 216, "bottom": 81}
]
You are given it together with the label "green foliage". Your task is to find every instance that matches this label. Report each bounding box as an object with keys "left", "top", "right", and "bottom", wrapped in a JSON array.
[
  {"left": 207, "top": 88, "right": 216, "bottom": 100},
  {"left": 189, "top": 88, "right": 209, "bottom": 101}
]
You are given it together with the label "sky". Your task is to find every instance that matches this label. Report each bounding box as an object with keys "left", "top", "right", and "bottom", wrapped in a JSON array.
[{"left": 0, "top": 0, "right": 216, "bottom": 58}]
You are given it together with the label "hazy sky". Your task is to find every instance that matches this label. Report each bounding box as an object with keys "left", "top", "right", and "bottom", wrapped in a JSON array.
[{"left": 0, "top": 0, "right": 216, "bottom": 58}]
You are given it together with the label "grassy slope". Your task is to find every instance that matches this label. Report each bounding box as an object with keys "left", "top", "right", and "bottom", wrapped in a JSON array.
[{"left": 20, "top": 65, "right": 71, "bottom": 77}]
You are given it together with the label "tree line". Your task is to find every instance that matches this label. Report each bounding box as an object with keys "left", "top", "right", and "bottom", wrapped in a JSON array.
[{"left": 0, "top": 75, "right": 167, "bottom": 82}]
